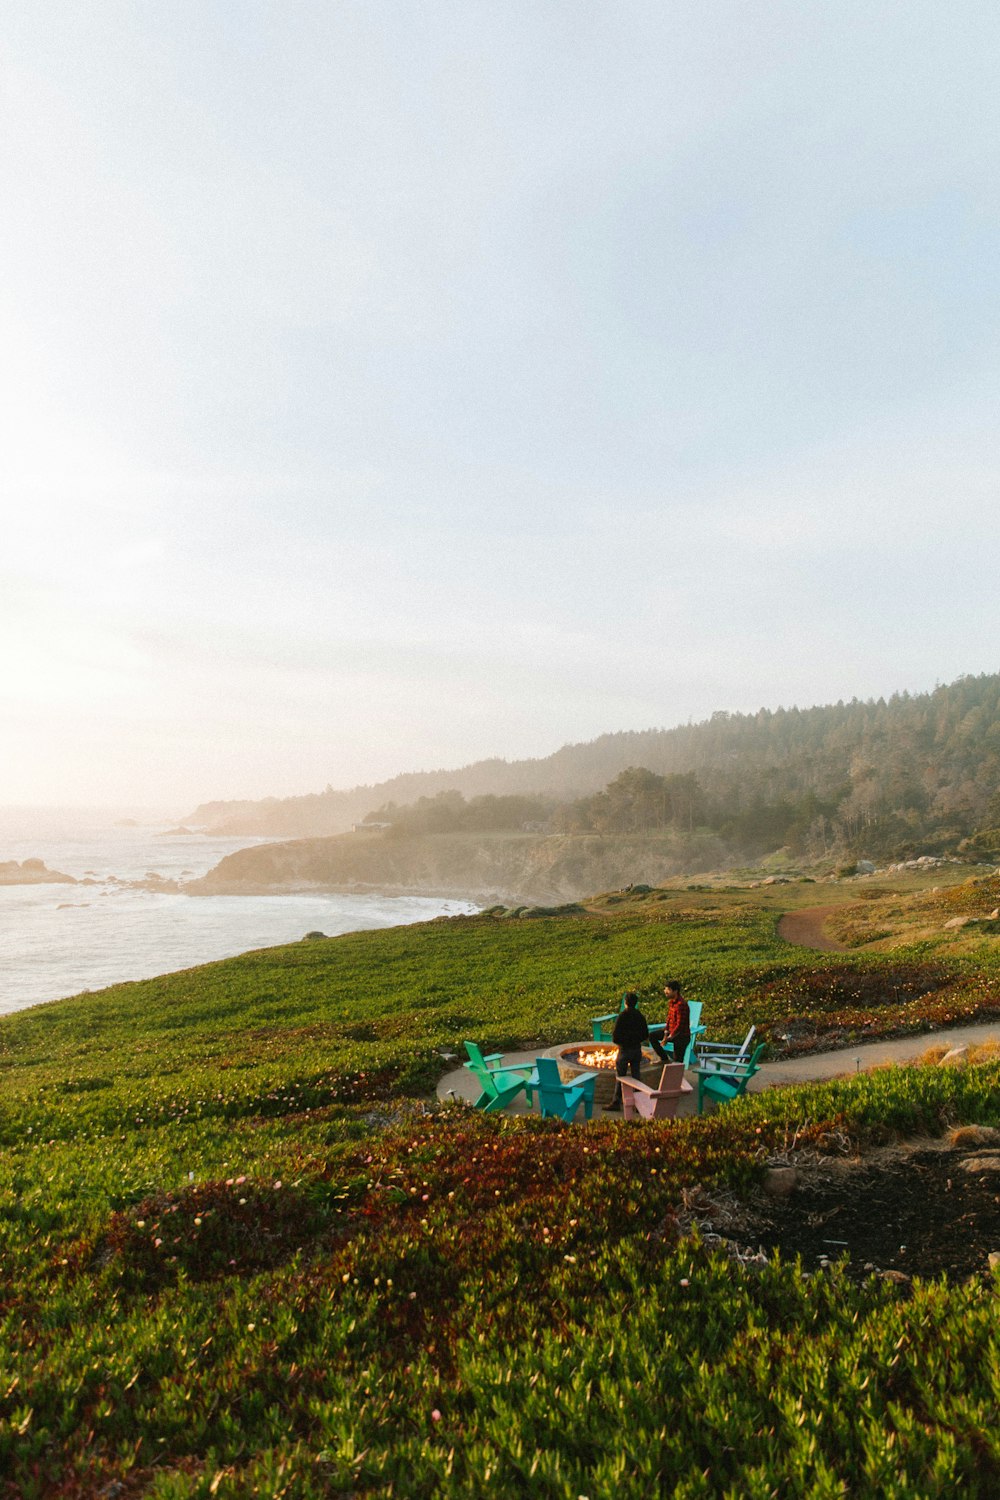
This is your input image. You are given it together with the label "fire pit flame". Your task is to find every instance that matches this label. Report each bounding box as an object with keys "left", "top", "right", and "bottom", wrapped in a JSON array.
[{"left": 573, "top": 1047, "right": 617, "bottom": 1070}]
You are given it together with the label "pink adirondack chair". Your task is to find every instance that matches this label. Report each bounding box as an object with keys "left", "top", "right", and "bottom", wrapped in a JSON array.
[{"left": 619, "top": 1063, "right": 692, "bottom": 1121}]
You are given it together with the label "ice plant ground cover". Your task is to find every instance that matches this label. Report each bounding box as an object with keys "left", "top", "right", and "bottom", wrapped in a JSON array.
[{"left": 1, "top": 879, "right": 1000, "bottom": 1495}]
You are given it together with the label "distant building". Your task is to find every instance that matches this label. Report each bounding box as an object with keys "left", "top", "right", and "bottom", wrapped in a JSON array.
[{"left": 352, "top": 821, "right": 393, "bottom": 833}]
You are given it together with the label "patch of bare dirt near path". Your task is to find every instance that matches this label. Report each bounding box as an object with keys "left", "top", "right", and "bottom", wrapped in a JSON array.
[
  {"left": 777, "top": 905, "right": 848, "bottom": 952},
  {"left": 703, "top": 1131, "right": 1000, "bottom": 1282}
]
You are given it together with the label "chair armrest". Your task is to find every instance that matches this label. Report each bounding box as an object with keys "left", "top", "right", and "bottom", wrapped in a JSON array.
[
  {"left": 590, "top": 1012, "right": 618, "bottom": 1027},
  {"left": 637, "top": 1077, "right": 695, "bottom": 1098},
  {"left": 495, "top": 1068, "right": 536, "bottom": 1086},
  {"left": 619, "top": 1075, "right": 654, "bottom": 1094},
  {"left": 696, "top": 1059, "right": 758, "bottom": 1081}
]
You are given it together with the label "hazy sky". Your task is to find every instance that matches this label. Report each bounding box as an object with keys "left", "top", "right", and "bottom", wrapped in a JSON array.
[{"left": 4, "top": 3, "right": 1000, "bottom": 809}]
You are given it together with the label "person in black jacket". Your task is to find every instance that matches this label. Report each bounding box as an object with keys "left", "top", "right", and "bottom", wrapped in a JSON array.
[{"left": 606, "top": 991, "right": 648, "bottom": 1111}]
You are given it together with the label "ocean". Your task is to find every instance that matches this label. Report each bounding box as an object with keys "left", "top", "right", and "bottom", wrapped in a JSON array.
[{"left": 0, "top": 814, "right": 476, "bottom": 1014}]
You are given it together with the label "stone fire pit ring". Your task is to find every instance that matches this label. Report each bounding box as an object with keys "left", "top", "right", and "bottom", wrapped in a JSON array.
[{"left": 542, "top": 1041, "right": 665, "bottom": 1110}]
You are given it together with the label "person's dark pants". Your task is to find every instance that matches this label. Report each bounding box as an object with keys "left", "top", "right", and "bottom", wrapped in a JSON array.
[
  {"left": 652, "top": 1034, "right": 690, "bottom": 1067},
  {"left": 610, "top": 1046, "right": 643, "bottom": 1107}
]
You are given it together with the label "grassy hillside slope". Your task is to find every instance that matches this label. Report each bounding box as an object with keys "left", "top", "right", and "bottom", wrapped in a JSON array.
[{"left": 3, "top": 882, "right": 1000, "bottom": 1495}]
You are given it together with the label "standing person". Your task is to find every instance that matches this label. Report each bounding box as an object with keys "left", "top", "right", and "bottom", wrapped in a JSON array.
[
  {"left": 606, "top": 991, "right": 649, "bottom": 1112},
  {"left": 653, "top": 979, "right": 690, "bottom": 1068}
]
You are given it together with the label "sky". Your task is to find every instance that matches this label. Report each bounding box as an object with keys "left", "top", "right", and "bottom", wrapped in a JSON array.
[{"left": 3, "top": 2, "right": 1000, "bottom": 811}]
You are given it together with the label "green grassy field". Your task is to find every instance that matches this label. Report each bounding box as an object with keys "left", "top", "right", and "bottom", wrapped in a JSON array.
[{"left": 3, "top": 882, "right": 1000, "bottom": 1496}]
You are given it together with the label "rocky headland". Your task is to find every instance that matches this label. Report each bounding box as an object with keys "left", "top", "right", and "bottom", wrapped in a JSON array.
[{"left": 185, "top": 828, "right": 730, "bottom": 905}]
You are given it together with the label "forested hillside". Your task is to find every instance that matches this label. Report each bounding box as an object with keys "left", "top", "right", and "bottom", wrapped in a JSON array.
[{"left": 188, "top": 673, "right": 1000, "bottom": 859}]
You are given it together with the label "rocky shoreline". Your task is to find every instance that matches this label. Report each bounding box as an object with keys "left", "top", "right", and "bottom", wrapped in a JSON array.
[{"left": 0, "top": 858, "right": 185, "bottom": 895}]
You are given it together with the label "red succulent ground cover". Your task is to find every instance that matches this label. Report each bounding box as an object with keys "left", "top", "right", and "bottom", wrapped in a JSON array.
[
  {"left": 80, "top": 1107, "right": 796, "bottom": 1341},
  {"left": 92, "top": 1178, "right": 355, "bottom": 1287},
  {"left": 749, "top": 961, "right": 1000, "bottom": 1052}
]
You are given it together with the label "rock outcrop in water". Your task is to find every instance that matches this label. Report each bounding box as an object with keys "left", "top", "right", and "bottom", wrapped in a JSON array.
[
  {"left": 186, "top": 828, "right": 729, "bottom": 905},
  {"left": 0, "top": 858, "right": 77, "bottom": 886}
]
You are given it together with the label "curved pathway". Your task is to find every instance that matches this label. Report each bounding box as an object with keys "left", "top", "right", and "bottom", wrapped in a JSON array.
[{"left": 776, "top": 905, "right": 847, "bottom": 952}]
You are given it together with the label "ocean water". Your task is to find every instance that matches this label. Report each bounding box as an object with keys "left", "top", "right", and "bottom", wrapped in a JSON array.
[{"left": 0, "top": 818, "right": 476, "bottom": 1014}]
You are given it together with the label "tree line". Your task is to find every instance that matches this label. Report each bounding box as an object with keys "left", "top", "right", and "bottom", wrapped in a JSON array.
[
  {"left": 192, "top": 672, "right": 1000, "bottom": 858},
  {"left": 360, "top": 671, "right": 1000, "bottom": 861}
]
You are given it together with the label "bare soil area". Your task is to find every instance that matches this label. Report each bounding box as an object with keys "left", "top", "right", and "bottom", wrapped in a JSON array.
[
  {"left": 696, "top": 1132, "right": 1000, "bottom": 1282},
  {"left": 776, "top": 905, "right": 848, "bottom": 952}
]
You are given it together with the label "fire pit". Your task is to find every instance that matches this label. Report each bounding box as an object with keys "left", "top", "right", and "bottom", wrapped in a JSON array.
[{"left": 554, "top": 1042, "right": 664, "bottom": 1109}]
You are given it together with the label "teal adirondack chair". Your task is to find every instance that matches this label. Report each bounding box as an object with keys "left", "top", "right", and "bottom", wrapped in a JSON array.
[
  {"left": 590, "top": 997, "right": 624, "bottom": 1041},
  {"left": 695, "top": 1042, "right": 765, "bottom": 1114},
  {"left": 534, "top": 1057, "right": 598, "bottom": 1122},
  {"left": 463, "top": 1042, "right": 537, "bottom": 1113}
]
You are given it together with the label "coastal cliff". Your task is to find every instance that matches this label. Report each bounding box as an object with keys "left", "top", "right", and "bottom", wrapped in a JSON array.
[{"left": 186, "top": 828, "right": 730, "bottom": 904}]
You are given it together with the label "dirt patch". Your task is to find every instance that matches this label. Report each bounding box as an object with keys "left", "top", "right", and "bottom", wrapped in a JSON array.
[
  {"left": 694, "top": 1136, "right": 1000, "bottom": 1281},
  {"left": 777, "top": 905, "right": 848, "bottom": 952}
]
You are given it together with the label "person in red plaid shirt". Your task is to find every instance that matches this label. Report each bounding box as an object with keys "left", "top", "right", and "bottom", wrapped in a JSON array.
[{"left": 651, "top": 979, "right": 690, "bottom": 1068}]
